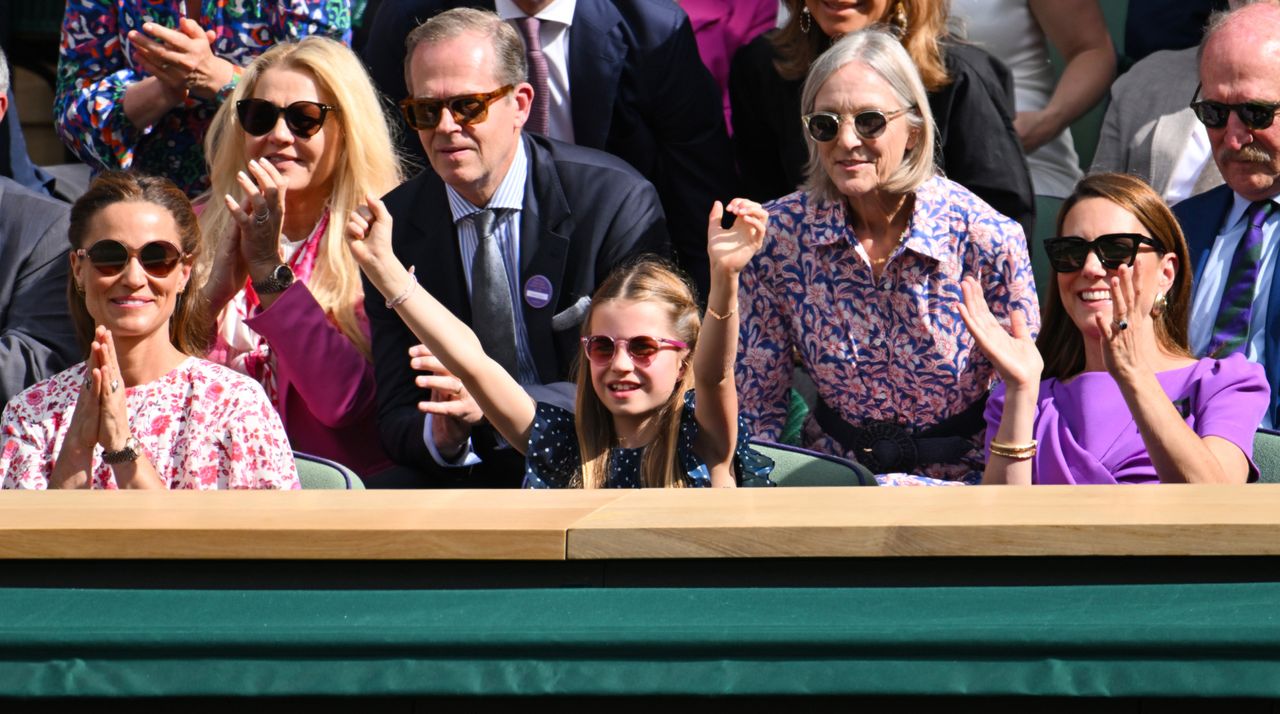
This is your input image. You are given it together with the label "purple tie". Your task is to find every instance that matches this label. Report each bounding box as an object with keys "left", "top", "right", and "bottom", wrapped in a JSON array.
[
  {"left": 1208, "top": 200, "right": 1276, "bottom": 357},
  {"left": 515, "top": 16, "right": 550, "bottom": 136}
]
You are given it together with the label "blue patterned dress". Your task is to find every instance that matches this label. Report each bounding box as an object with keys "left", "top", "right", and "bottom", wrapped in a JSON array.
[
  {"left": 55, "top": 0, "right": 351, "bottom": 197},
  {"left": 523, "top": 390, "right": 775, "bottom": 488},
  {"left": 736, "top": 176, "right": 1040, "bottom": 482}
]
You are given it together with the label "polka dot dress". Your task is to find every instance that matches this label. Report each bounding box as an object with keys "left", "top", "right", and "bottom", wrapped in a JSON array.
[{"left": 522, "top": 390, "right": 775, "bottom": 488}]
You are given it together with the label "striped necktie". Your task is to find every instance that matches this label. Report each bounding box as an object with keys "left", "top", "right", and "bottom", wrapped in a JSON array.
[
  {"left": 515, "top": 16, "right": 550, "bottom": 136},
  {"left": 1208, "top": 199, "right": 1276, "bottom": 358}
]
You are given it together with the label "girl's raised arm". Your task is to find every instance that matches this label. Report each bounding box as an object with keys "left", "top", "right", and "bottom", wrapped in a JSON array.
[
  {"left": 345, "top": 195, "right": 538, "bottom": 454},
  {"left": 693, "top": 199, "right": 768, "bottom": 487}
]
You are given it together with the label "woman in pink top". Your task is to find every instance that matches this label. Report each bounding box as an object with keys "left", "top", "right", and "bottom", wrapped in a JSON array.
[{"left": 199, "top": 37, "right": 402, "bottom": 482}]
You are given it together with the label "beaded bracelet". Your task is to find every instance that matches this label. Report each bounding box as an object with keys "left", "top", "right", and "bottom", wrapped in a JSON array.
[{"left": 386, "top": 266, "right": 417, "bottom": 309}]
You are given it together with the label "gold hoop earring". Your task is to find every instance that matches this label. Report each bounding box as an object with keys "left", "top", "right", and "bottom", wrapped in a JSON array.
[
  {"left": 892, "top": 1, "right": 908, "bottom": 32},
  {"left": 800, "top": 6, "right": 812, "bottom": 33},
  {"left": 1151, "top": 292, "right": 1167, "bottom": 317}
]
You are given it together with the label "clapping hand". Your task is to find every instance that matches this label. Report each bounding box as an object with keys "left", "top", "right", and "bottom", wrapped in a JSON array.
[
  {"left": 129, "top": 18, "right": 235, "bottom": 100},
  {"left": 224, "top": 158, "right": 287, "bottom": 276},
  {"left": 957, "top": 276, "right": 1042, "bottom": 390},
  {"left": 1094, "top": 264, "right": 1148, "bottom": 383},
  {"left": 707, "top": 198, "right": 768, "bottom": 277}
]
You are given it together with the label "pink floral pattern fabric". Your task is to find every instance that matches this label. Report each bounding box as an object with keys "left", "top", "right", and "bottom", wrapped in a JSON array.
[
  {"left": 736, "top": 176, "right": 1040, "bottom": 481},
  {"left": 0, "top": 357, "right": 299, "bottom": 489}
]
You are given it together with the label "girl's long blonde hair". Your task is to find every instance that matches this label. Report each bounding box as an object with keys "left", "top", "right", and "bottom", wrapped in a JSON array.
[
  {"left": 200, "top": 36, "right": 403, "bottom": 358},
  {"left": 574, "top": 259, "right": 701, "bottom": 489}
]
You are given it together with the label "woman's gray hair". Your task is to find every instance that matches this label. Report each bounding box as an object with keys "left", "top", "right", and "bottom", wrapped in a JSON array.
[{"left": 800, "top": 26, "right": 937, "bottom": 204}]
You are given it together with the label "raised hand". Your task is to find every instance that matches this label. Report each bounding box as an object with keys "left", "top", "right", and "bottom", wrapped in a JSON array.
[
  {"left": 957, "top": 276, "right": 1042, "bottom": 390},
  {"left": 91, "top": 327, "right": 133, "bottom": 456},
  {"left": 128, "top": 18, "right": 236, "bottom": 100},
  {"left": 225, "top": 158, "right": 287, "bottom": 274},
  {"left": 1093, "top": 264, "right": 1147, "bottom": 383},
  {"left": 707, "top": 198, "right": 768, "bottom": 277}
]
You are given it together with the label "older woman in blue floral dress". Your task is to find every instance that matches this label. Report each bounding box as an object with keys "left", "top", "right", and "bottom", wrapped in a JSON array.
[{"left": 736, "top": 27, "right": 1039, "bottom": 484}]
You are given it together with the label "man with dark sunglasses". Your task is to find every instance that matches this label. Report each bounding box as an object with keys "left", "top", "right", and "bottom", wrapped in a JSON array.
[
  {"left": 362, "top": 0, "right": 733, "bottom": 297},
  {"left": 1174, "top": 2, "right": 1280, "bottom": 427},
  {"left": 365, "top": 8, "right": 668, "bottom": 488},
  {"left": 0, "top": 47, "right": 78, "bottom": 406}
]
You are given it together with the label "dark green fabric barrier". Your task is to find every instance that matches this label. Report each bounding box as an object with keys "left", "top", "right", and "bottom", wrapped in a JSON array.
[{"left": 2, "top": 584, "right": 1279, "bottom": 697}]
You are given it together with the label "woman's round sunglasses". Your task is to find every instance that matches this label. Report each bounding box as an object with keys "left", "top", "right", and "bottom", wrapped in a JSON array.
[
  {"left": 581, "top": 335, "right": 688, "bottom": 366},
  {"left": 236, "top": 99, "right": 336, "bottom": 138},
  {"left": 801, "top": 106, "right": 915, "bottom": 142},
  {"left": 76, "top": 240, "right": 188, "bottom": 278},
  {"left": 1043, "top": 233, "right": 1166, "bottom": 273},
  {"left": 399, "top": 85, "right": 514, "bottom": 131}
]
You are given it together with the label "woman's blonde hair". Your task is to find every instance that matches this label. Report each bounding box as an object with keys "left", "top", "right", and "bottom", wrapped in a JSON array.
[
  {"left": 201, "top": 36, "right": 403, "bottom": 358},
  {"left": 801, "top": 27, "right": 937, "bottom": 204},
  {"left": 574, "top": 258, "right": 701, "bottom": 489},
  {"left": 67, "top": 171, "right": 210, "bottom": 356},
  {"left": 773, "top": 0, "right": 952, "bottom": 90},
  {"left": 1038, "top": 172, "right": 1194, "bottom": 380}
]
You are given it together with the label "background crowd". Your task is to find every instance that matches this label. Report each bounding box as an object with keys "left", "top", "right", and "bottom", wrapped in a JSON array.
[{"left": 0, "top": 0, "right": 1275, "bottom": 490}]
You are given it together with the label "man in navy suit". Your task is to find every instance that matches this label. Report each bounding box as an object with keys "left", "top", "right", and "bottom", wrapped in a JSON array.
[
  {"left": 0, "top": 48, "right": 76, "bottom": 405},
  {"left": 366, "top": 7, "right": 667, "bottom": 487},
  {"left": 363, "top": 0, "right": 732, "bottom": 295},
  {"left": 1174, "top": 2, "right": 1280, "bottom": 425}
]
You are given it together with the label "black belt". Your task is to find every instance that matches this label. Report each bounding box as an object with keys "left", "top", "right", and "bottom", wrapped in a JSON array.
[{"left": 813, "top": 394, "right": 988, "bottom": 473}]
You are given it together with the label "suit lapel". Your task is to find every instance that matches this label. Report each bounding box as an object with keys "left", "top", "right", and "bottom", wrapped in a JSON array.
[
  {"left": 406, "top": 172, "right": 471, "bottom": 323},
  {"left": 568, "top": 0, "right": 625, "bottom": 148},
  {"left": 1185, "top": 185, "right": 1235, "bottom": 287},
  {"left": 1150, "top": 109, "right": 1198, "bottom": 194},
  {"left": 518, "top": 135, "right": 574, "bottom": 383}
]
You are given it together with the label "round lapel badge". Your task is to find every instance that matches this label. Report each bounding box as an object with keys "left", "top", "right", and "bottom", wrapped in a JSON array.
[{"left": 524, "top": 274, "right": 553, "bottom": 309}]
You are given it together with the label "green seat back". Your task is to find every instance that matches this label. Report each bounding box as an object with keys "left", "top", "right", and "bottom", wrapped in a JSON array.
[
  {"left": 294, "top": 452, "right": 366, "bottom": 490},
  {"left": 1252, "top": 430, "right": 1280, "bottom": 483},
  {"left": 749, "top": 440, "right": 876, "bottom": 487}
]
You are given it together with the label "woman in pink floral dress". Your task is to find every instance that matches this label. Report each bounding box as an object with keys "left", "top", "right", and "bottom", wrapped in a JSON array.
[
  {"left": 0, "top": 172, "right": 298, "bottom": 490},
  {"left": 736, "top": 29, "right": 1039, "bottom": 484}
]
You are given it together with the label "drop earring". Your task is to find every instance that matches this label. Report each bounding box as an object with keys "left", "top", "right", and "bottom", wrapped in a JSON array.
[{"left": 800, "top": 6, "right": 812, "bottom": 33}]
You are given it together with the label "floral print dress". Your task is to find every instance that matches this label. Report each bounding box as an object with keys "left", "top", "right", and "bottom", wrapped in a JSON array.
[
  {"left": 54, "top": 0, "right": 351, "bottom": 196},
  {"left": 1, "top": 357, "right": 299, "bottom": 489},
  {"left": 736, "top": 176, "right": 1040, "bottom": 483}
]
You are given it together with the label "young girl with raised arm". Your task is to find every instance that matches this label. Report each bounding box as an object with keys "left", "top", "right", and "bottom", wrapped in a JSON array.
[{"left": 345, "top": 196, "right": 773, "bottom": 488}]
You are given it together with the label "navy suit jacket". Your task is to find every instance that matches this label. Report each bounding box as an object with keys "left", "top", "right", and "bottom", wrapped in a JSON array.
[
  {"left": 0, "top": 176, "right": 77, "bottom": 405},
  {"left": 1174, "top": 184, "right": 1280, "bottom": 422},
  {"left": 366, "top": 133, "right": 668, "bottom": 487},
  {"left": 363, "top": 0, "right": 733, "bottom": 295}
]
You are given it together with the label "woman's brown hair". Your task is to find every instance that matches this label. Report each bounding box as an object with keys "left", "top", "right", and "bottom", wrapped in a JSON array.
[
  {"left": 67, "top": 171, "right": 209, "bottom": 356},
  {"left": 772, "top": 0, "right": 951, "bottom": 91},
  {"left": 1037, "top": 172, "right": 1194, "bottom": 380},
  {"left": 573, "top": 257, "right": 700, "bottom": 489}
]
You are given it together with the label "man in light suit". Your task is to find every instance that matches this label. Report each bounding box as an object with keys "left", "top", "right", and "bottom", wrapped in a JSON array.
[
  {"left": 0, "top": 48, "right": 76, "bottom": 405},
  {"left": 363, "top": 0, "right": 732, "bottom": 295},
  {"left": 366, "top": 7, "right": 667, "bottom": 487},
  {"left": 1091, "top": 46, "right": 1223, "bottom": 205},
  {"left": 1174, "top": 2, "right": 1280, "bottom": 426}
]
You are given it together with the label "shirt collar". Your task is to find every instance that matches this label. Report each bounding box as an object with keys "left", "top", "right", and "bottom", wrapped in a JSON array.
[
  {"left": 495, "top": 0, "right": 576, "bottom": 26},
  {"left": 446, "top": 137, "right": 528, "bottom": 223},
  {"left": 1225, "top": 191, "right": 1279, "bottom": 232},
  {"left": 801, "top": 175, "right": 950, "bottom": 263}
]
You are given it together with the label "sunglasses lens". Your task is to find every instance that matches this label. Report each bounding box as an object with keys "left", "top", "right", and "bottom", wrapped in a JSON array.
[
  {"left": 1240, "top": 103, "right": 1277, "bottom": 130},
  {"left": 1094, "top": 235, "right": 1138, "bottom": 268},
  {"left": 448, "top": 96, "right": 489, "bottom": 125},
  {"left": 284, "top": 103, "right": 327, "bottom": 137},
  {"left": 1045, "top": 239, "right": 1086, "bottom": 272},
  {"left": 237, "top": 100, "right": 279, "bottom": 136},
  {"left": 806, "top": 114, "right": 839, "bottom": 142},
  {"left": 401, "top": 99, "right": 442, "bottom": 130},
  {"left": 626, "top": 336, "right": 662, "bottom": 361},
  {"left": 138, "top": 242, "right": 182, "bottom": 276},
  {"left": 85, "top": 240, "right": 129, "bottom": 275},
  {"left": 854, "top": 111, "right": 889, "bottom": 139},
  {"left": 585, "top": 336, "right": 616, "bottom": 363}
]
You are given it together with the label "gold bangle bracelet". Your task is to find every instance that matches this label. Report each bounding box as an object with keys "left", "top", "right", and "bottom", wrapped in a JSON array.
[
  {"left": 989, "top": 439, "right": 1037, "bottom": 460},
  {"left": 706, "top": 304, "right": 736, "bottom": 321}
]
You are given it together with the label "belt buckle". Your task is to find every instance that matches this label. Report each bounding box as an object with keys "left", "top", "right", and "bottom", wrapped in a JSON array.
[{"left": 853, "top": 421, "right": 917, "bottom": 473}]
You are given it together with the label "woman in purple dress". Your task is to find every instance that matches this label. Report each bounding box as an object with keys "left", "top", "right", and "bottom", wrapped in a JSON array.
[{"left": 961, "top": 172, "right": 1269, "bottom": 485}]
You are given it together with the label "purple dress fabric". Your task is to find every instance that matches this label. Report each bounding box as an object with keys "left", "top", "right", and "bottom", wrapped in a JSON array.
[{"left": 984, "top": 354, "right": 1269, "bottom": 484}]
